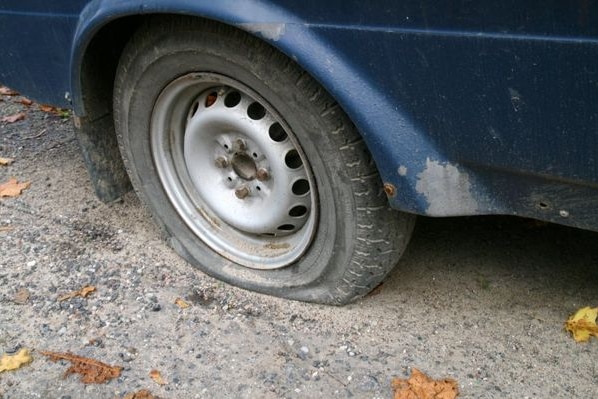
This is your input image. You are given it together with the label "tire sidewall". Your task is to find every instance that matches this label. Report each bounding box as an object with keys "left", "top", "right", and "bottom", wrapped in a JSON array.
[{"left": 115, "top": 27, "right": 358, "bottom": 300}]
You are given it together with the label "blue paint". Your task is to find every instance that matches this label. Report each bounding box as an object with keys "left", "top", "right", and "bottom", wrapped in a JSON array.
[{"left": 1, "top": 1, "right": 598, "bottom": 230}]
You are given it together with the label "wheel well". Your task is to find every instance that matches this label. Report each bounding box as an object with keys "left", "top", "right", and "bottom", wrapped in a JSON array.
[
  {"left": 76, "top": 14, "right": 364, "bottom": 203},
  {"left": 79, "top": 16, "right": 143, "bottom": 120}
]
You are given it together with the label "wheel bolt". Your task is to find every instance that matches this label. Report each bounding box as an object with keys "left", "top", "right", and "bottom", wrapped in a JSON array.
[
  {"left": 256, "top": 168, "right": 270, "bottom": 181},
  {"left": 215, "top": 156, "right": 228, "bottom": 168},
  {"left": 235, "top": 186, "right": 250, "bottom": 199},
  {"left": 235, "top": 138, "right": 246, "bottom": 151}
]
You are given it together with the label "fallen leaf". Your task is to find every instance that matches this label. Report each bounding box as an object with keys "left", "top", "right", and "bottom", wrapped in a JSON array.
[
  {"left": 0, "top": 348, "right": 33, "bottom": 373},
  {"left": 174, "top": 298, "right": 190, "bottom": 309},
  {"left": 118, "top": 389, "right": 162, "bottom": 399},
  {"left": 0, "top": 178, "right": 31, "bottom": 197},
  {"left": 13, "top": 288, "right": 30, "bottom": 304},
  {"left": 16, "top": 97, "right": 33, "bottom": 106},
  {"left": 565, "top": 306, "right": 598, "bottom": 342},
  {"left": 0, "top": 157, "right": 14, "bottom": 166},
  {"left": 39, "top": 104, "right": 70, "bottom": 118},
  {"left": 40, "top": 350, "right": 122, "bottom": 384},
  {"left": 1, "top": 112, "right": 26, "bottom": 123},
  {"left": 0, "top": 86, "right": 18, "bottom": 96},
  {"left": 0, "top": 226, "right": 14, "bottom": 232},
  {"left": 392, "top": 368, "right": 459, "bottom": 399},
  {"left": 149, "top": 369, "right": 167, "bottom": 385},
  {"left": 58, "top": 285, "right": 96, "bottom": 301}
]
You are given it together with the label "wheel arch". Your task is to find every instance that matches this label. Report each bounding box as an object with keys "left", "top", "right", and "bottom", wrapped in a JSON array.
[{"left": 72, "top": 2, "right": 437, "bottom": 215}]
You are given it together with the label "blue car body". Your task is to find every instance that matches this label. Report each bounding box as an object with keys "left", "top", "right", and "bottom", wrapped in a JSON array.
[{"left": 1, "top": 1, "right": 597, "bottom": 231}]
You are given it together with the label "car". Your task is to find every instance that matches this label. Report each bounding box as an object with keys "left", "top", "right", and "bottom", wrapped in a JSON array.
[{"left": 2, "top": 2, "right": 597, "bottom": 304}]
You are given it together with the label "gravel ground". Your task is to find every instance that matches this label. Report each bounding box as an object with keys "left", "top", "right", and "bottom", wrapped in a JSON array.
[{"left": 1, "top": 92, "right": 597, "bottom": 399}]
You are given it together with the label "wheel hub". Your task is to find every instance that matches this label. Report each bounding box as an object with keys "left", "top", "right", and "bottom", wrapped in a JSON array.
[
  {"left": 231, "top": 152, "right": 257, "bottom": 181},
  {"left": 150, "top": 73, "right": 318, "bottom": 269}
]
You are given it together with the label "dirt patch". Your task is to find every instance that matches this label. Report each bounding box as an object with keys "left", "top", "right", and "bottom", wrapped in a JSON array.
[{"left": 1, "top": 92, "right": 597, "bottom": 398}]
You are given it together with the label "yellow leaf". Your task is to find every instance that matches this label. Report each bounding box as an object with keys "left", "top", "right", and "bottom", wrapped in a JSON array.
[
  {"left": 174, "top": 298, "right": 190, "bottom": 309},
  {"left": 14, "top": 288, "right": 30, "bottom": 304},
  {"left": 0, "top": 157, "right": 14, "bottom": 166},
  {"left": 40, "top": 350, "right": 122, "bottom": 384},
  {"left": 58, "top": 285, "right": 96, "bottom": 301},
  {"left": 565, "top": 306, "right": 598, "bottom": 342},
  {"left": 392, "top": 368, "right": 459, "bottom": 399},
  {"left": 149, "top": 369, "right": 167, "bottom": 385},
  {"left": 0, "top": 178, "right": 30, "bottom": 197},
  {"left": 1, "top": 112, "right": 26, "bottom": 123},
  {"left": 0, "top": 348, "right": 33, "bottom": 372},
  {"left": 0, "top": 86, "right": 18, "bottom": 96}
]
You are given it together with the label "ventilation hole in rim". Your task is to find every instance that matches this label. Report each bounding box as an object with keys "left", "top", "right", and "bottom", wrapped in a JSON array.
[
  {"left": 256, "top": 186, "right": 261, "bottom": 191},
  {"left": 205, "top": 92, "right": 218, "bottom": 107},
  {"left": 223, "top": 144, "right": 229, "bottom": 150},
  {"left": 268, "top": 123, "right": 288, "bottom": 142},
  {"left": 247, "top": 102, "right": 266, "bottom": 120},
  {"left": 277, "top": 224, "right": 295, "bottom": 231},
  {"left": 292, "top": 179, "right": 310, "bottom": 195},
  {"left": 289, "top": 205, "right": 308, "bottom": 217},
  {"left": 224, "top": 91, "right": 241, "bottom": 107},
  {"left": 190, "top": 102, "right": 200, "bottom": 117},
  {"left": 227, "top": 177, "right": 233, "bottom": 182},
  {"left": 252, "top": 152, "right": 258, "bottom": 158},
  {"left": 284, "top": 150, "right": 302, "bottom": 169}
]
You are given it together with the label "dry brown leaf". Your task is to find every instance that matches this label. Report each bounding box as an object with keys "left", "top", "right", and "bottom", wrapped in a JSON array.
[
  {"left": 174, "top": 298, "right": 191, "bottom": 309},
  {"left": 1, "top": 112, "right": 26, "bottom": 123},
  {"left": 0, "top": 86, "right": 18, "bottom": 96},
  {"left": 0, "top": 226, "right": 14, "bottom": 232},
  {"left": 0, "top": 178, "right": 31, "bottom": 197},
  {"left": 149, "top": 369, "right": 167, "bottom": 385},
  {"left": 118, "top": 389, "right": 162, "bottom": 399},
  {"left": 565, "top": 306, "right": 598, "bottom": 342},
  {"left": 392, "top": 368, "right": 459, "bottom": 399},
  {"left": 14, "top": 288, "right": 30, "bottom": 305},
  {"left": 16, "top": 97, "right": 33, "bottom": 106},
  {"left": 0, "top": 157, "right": 14, "bottom": 166},
  {"left": 40, "top": 350, "right": 122, "bottom": 384},
  {"left": 0, "top": 348, "right": 33, "bottom": 373},
  {"left": 58, "top": 285, "right": 96, "bottom": 301}
]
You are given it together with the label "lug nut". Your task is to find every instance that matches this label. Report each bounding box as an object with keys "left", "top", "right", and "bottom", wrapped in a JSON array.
[
  {"left": 235, "top": 186, "right": 250, "bottom": 199},
  {"left": 215, "top": 156, "right": 228, "bottom": 168},
  {"left": 234, "top": 138, "right": 246, "bottom": 151},
  {"left": 256, "top": 168, "right": 270, "bottom": 181}
]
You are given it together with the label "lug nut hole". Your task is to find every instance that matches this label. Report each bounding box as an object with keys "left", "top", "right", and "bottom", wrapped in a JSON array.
[
  {"left": 289, "top": 205, "right": 308, "bottom": 217},
  {"left": 277, "top": 224, "right": 295, "bottom": 231},
  {"left": 247, "top": 102, "right": 266, "bottom": 120},
  {"left": 269, "top": 123, "right": 288, "bottom": 142},
  {"left": 205, "top": 92, "right": 218, "bottom": 107},
  {"left": 190, "top": 102, "right": 199, "bottom": 117},
  {"left": 224, "top": 91, "right": 241, "bottom": 107},
  {"left": 285, "top": 150, "right": 303, "bottom": 169},
  {"left": 292, "top": 179, "right": 310, "bottom": 196}
]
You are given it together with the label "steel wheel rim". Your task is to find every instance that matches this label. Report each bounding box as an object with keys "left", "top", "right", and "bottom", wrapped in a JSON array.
[{"left": 150, "top": 73, "right": 318, "bottom": 269}]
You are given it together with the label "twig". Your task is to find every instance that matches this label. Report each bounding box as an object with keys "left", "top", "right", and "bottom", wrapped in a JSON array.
[{"left": 23, "top": 128, "right": 47, "bottom": 140}]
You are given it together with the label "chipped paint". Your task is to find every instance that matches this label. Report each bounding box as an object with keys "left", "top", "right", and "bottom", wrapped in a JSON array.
[
  {"left": 239, "top": 23, "right": 286, "bottom": 41},
  {"left": 415, "top": 158, "right": 478, "bottom": 215},
  {"left": 398, "top": 165, "right": 408, "bottom": 176}
]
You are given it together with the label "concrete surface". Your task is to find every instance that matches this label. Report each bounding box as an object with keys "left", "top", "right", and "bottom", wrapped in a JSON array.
[{"left": 1, "top": 93, "right": 597, "bottom": 398}]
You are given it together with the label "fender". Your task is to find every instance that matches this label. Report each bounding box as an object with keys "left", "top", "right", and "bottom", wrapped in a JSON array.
[
  {"left": 69, "top": 0, "right": 444, "bottom": 217},
  {"left": 67, "top": 2, "right": 598, "bottom": 229}
]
